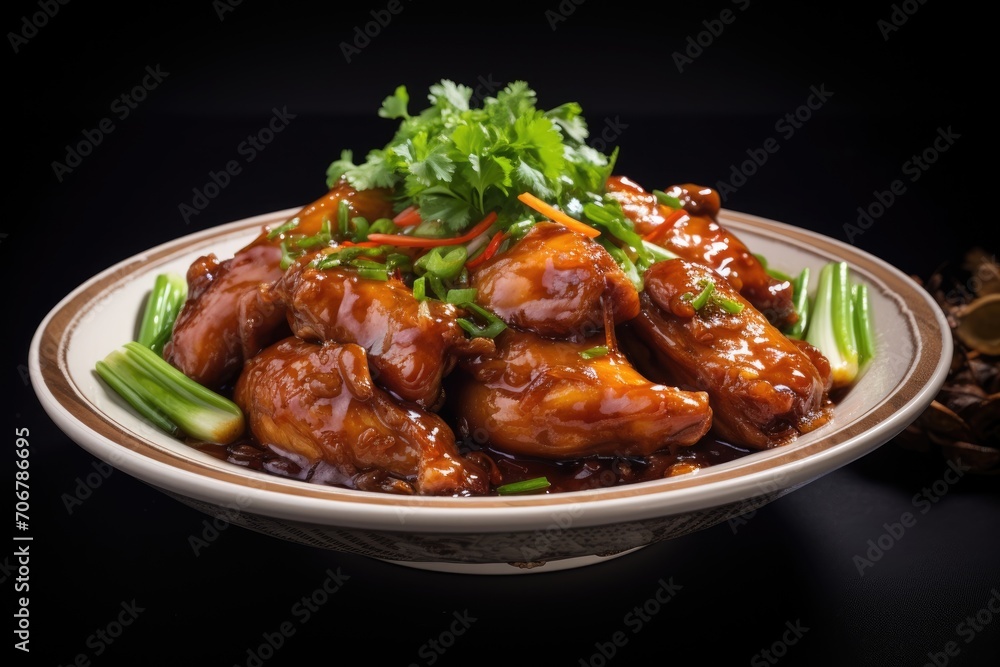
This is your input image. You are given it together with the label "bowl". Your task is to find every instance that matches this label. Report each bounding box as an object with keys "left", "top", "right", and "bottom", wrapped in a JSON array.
[{"left": 29, "top": 206, "right": 952, "bottom": 574}]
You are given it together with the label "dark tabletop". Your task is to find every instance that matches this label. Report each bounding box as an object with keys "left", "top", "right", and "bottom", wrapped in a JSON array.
[{"left": 8, "top": 2, "right": 998, "bottom": 666}]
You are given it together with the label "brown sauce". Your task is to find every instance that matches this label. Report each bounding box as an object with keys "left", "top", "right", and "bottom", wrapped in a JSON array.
[{"left": 191, "top": 432, "right": 754, "bottom": 496}]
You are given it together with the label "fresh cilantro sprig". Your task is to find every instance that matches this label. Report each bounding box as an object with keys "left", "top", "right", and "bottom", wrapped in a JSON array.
[{"left": 325, "top": 80, "right": 618, "bottom": 237}]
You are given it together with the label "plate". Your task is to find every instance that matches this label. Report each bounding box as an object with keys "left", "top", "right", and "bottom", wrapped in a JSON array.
[{"left": 29, "top": 206, "right": 952, "bottom": 574}]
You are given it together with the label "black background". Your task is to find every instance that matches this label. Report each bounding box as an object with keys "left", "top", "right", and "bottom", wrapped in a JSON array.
[{"left": 7, "top": 1, "right": 998, "bottom": 666}]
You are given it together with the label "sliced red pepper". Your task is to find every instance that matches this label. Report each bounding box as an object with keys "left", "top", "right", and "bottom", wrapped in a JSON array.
[
  {"left": 367, "top": 211, "right": 499, "bottom": 248},
  {"left": 466, "top": 230, "right": 506, "bottom": 270}
]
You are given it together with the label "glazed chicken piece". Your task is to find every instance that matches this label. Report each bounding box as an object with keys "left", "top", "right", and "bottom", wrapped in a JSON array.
[
  {"left": 605, "top": 175, "right": 797, "bottom": 329},
  {"left": 263, "top": 250, "right": 494, "bottom": 409},
  {"left": 234, "top": 337, "right": 490, "bottom": 496},
  {"left": 626, "top": 258, "right": 832, "bottom": 450},
  {"left": 164, "top": 243, "right": 286, "bottom": 390},
  {"left": 470, "top": 221, "right": 640, "bottom": 339},
  {"left": 164, "top": 180, "right": 394, "bottom": 389},
  {"left": 449, "top": 328, "right": 712, "bottom": 460}
]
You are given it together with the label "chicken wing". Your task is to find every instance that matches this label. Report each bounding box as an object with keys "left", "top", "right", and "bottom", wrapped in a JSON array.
[
  {"left": 164, "top": 180, "right": 394, "bottom": 389},
  {"left": 233, "top": 337, "right": 490, "bottom": 496},
  {"left": 470, "top": 221, "right": 640, "bottom": 339},
  {"left": 448, "top": 327, "right": 712, "bottom": 460},
  {"left": 606, "top": 175, "right": 797, "bottom": 329},
  {"left": 626, "top": 258, "right": 832, "bottom": 449},
  {"left": 270, "top": 250, "right": 494, "bottom": 409}
]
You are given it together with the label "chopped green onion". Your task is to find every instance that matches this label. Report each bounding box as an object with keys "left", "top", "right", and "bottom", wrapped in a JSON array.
[
  {"left": 95, "top": 341, "right": 245, "bottom": 444},
  {"left": 351, "top": 216, "right": 369, "bottom": 242},
  {"left": 713, "top": 295, "right": 745, "bottom": 314},
  {"left": 426, "top": 274, "right": 448, "bottom": 300},
  {"left": 414, "top": 245, "right": 468, "bottom": 280},
  {"left": 584, "top": 200, "right": 653, "bottom": 268},
  {"left": 368, "top": 218, "right": 396, "bottom": 235},
  {"left": 349, "top": 258, "right": 389, "bottom": 281},
  {"left": 267, "top": 218, "right": 300, "bottom": 239},
  {"left": 458, "top": 302, "right": 507, "bottom": 339},
  {"left": 681, "top": 278, "right": 744, "bottom": 314},
  {"left": 652, "top": 189, "right": 682, "bottom": 209},
  {"left": 580, "top": 345, "right": 609, "bottom": 359},
  {"left": 296, "top": 219, "right": 332, "bottom": 248},
  {"left": 337, "top": 199, "right": 350, "bottom": 238},
  {"left": 385, "top": 252, "right": 412, "bottom": 273},
  {"left": 597, "top": 237, "right": 643, "bottom": 292},
  {"left": 412, "top": 276, "right": 427, "bottom": 301},
  {"left": 496, "top": 477, "right": 551, "bottom": 495},
  {"left": 506, "top": 218, "right": 536, "bottom": 240},
  {"left": 690, "top": 280, "right": 715, "bottom": 310},
  {"left": 279, "top": 240, "right": 303, "bottom": 270},
  {"left": 445, "top": 288, "right": 477, "bottom": 305},
  {"left": 136, "top": 273, "right": 187, "bottom": 356},
  {"left": 641, "top": 239, "right": 679, "bottom": 263}
]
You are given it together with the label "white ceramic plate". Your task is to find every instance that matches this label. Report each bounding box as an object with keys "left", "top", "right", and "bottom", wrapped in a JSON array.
[{"left": 29, "top": 206, "right": 952, "bottom": 574}]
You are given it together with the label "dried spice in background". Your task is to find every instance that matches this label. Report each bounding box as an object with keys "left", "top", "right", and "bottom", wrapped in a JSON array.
[{"left": 896, "top": 247, "right": 1000, "bottom": 475}]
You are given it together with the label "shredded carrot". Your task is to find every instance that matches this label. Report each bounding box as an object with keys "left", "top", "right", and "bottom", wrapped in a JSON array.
[
  {"left": 366, "top": 211, "right": 499, "bottom": 248},
  {"left": 516, "top": 192, "right": 601, "bottom": 238},
  {"left": 392, "top": 205, "right": 422, "bottom": 227},
  {"left": 466, "top": 230, "right": 506, "bottom": 269},
  {"left": 642, "top": 208, "right": 689, "bottom": 243}
]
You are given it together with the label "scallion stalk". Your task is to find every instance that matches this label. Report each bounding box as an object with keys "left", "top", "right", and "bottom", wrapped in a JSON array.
[
  {"left": 95, "top": 341, "right": 245, "bottom": 444},
  {"left": 853, "top": 282, "right": 875, "bottom": 365},
  {"left": 136, "top": 273, "right": 187, "bottom": 356},
  {"left": 805, "top": 261, "right": 859, "bottom": 389}
]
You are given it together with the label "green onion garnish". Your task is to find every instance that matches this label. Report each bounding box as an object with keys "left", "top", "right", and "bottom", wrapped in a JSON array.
[
  {"left": 267, "top": 218, "right": 300, "bottom": 239},
  {"left": 457, "top": 302, "right": 507, "bottom": 339},
  {"left": 412, "top": 276, "right": 427, "bottom": 301},
  {"left": 496, "top": 477, "right": 551, "bottom": 495},
  {"left": 690, "top": 280, "right": 715, "bottom": 310},
  {"left": 580, "top": 345, "right": 609, "bottom": 359},
  {"left": 652, "top": 189, "right": 683, "bottom": 209},
  {"left": 337, "top": 199, "right": 350, "bottom": 239},
  {"left": 445, "top": 288, "right": 477, "bottom": 305}
]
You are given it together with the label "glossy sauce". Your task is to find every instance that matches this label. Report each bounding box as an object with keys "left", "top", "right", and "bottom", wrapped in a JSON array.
[{"left": 192, "top": 432, "right": 754, "bottom": 495}]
